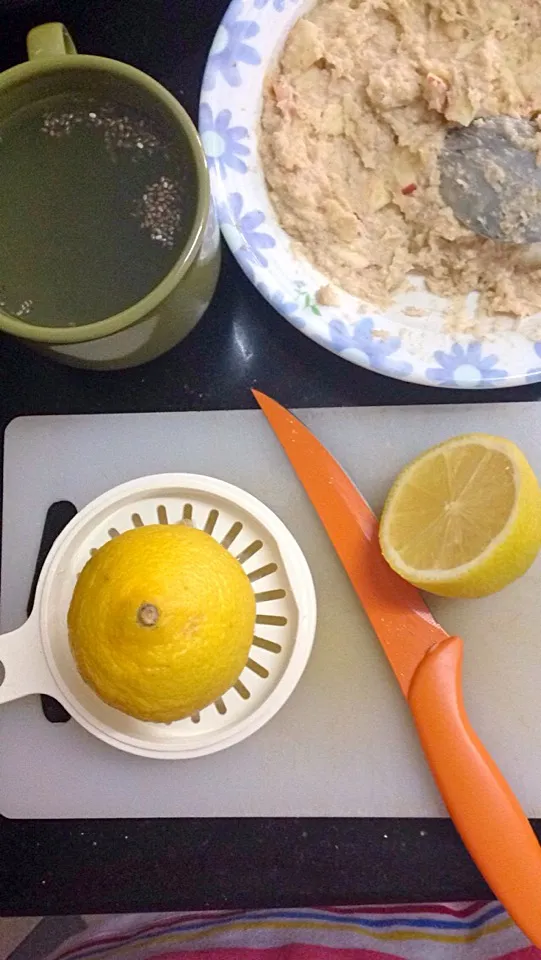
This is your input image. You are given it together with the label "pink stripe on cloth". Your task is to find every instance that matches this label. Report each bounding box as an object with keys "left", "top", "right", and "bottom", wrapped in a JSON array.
[
  {"left": 151, "top": 947, "right": 407, "bottom": 960},
  {"left": 495, "top": 950, "right": 541, "bottom": 959},
  {"left": 324, "top": 902, "right": 489, "bottom": 918}
]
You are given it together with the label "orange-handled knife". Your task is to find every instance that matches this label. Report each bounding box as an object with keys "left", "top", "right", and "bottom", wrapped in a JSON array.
[{"left": 253, "top": 390, "right": 541, "bottom": 946}]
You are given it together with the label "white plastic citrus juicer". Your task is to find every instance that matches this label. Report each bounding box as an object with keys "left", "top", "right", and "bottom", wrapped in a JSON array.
[{"left": 0, "top": 474, "right": 316, "bottom": 759}]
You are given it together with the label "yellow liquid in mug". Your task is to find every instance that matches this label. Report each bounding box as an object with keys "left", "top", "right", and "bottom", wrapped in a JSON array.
[{"left": 0, "top": 94, "right": 197, "bottom": 327}]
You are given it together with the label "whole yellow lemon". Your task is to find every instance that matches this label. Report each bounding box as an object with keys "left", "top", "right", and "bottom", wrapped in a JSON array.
[{"left": 68, "top": 524, "right": 256, "bottom": 723}]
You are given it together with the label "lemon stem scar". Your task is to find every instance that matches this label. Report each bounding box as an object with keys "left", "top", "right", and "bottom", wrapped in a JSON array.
[{"left": 137, "top": 603, "right": 159, "bottom": 627}]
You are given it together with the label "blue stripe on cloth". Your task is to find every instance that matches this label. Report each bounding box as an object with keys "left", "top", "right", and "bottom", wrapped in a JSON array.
[{"left": 58, "top": 903, "right": 507, "bottom": 960}]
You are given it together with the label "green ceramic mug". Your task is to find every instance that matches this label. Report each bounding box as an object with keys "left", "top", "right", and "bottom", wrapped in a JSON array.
[{"left": 0, "top": 23, "right": 220, "bottom": 369}]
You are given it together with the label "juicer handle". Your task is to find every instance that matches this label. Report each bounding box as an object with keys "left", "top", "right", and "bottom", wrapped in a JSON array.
[
  {"left": 409, "top": 634, "right": 541, "bottom": 948},
  {"left": 0, "top": 614, "right": 59, "bottom": 704}
]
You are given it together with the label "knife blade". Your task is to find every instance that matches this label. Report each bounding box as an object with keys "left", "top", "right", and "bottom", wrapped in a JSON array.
[
  {"left": 253, "top": 389, "right": 541, "bottom": 947},
  {"left": 252, "top": 390, "right": 446, "bottom": 695}
]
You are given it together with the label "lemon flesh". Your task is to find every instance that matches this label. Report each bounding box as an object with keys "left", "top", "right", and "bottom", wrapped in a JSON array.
[
  {"left": 68, "top": 524, "right": 256, "bottom": 723},
  {"left": 379, "top": 434, "right": 541, "bottom": 598}
]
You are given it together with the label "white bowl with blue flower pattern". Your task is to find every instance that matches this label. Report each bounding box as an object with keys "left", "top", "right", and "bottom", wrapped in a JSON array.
[{"left": 199, "top": 0, "right": 541, "bottom": 389}]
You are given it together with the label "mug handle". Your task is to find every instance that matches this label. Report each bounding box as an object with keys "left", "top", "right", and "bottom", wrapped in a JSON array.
[{"left": 26, "top": 22, "right": 77, "bottom": 60}]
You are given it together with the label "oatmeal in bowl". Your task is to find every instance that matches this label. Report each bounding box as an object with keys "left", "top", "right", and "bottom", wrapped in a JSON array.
[{"left": 200, "top": 0, "right": 541, "bottom": 388}]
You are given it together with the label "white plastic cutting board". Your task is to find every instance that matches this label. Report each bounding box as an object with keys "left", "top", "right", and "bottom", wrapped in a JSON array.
[{"left": 1, "top": 405, "right": 541, "bottom": 819}]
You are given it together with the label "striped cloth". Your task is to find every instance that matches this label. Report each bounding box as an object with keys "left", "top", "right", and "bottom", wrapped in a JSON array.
[{"left": 47, "top": 904, "right": 541, "bottom": 960}]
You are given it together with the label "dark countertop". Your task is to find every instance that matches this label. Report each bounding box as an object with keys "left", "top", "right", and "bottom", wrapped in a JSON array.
[{"left": 1, "top": 0, "right": 541, "bottom": 917}]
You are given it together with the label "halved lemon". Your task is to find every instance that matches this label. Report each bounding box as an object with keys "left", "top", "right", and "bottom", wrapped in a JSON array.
[{"left": 379, "top": 434, "right": 541, "bottom": 598}]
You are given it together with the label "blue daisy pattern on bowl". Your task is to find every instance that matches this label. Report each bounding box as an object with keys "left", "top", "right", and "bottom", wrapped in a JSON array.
[
  {"left": 327, "top": 317, "right": 413, "bottom": 377},
  {"left": 258, "top": 284, "right": 306, "bottom": 329},
  {"left": 254, "top": 0, "right": 298, "bottom": 9},
  {"left": 200, "top": 104, "right": 250, "bottom": 176},
  {"left": 426, "top": 342, "right": 508, "bottom": 388},
  {"left": 526, "top": 342, "right": 541, "bottom": 384},
  {"left": 235, "top": 246, "right": 259, "bottom": 284},
  {"left": 203, "top": 0, "right": 261, "bottom": 91},
  {"left": 218, "top": 192, "right": 276, "bottom": 267}
]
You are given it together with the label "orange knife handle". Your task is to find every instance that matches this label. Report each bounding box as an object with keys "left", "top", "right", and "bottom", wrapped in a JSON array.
[{"left": 408, "top": 635, "right": 541, "bottom": 946}]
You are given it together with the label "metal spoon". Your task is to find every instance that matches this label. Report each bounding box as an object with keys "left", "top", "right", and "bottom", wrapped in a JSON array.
[{"left": 439, "top": 116, "right": 541, "bottom": 243}]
